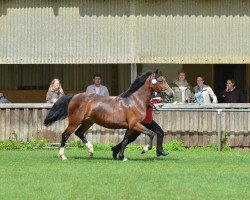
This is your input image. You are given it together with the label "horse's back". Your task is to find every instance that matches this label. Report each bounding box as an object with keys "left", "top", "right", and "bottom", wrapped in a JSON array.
[
  {"left": 69, "top": 92, "right": 124, "bottom": 113},
  {"left": 74, "top": 93, "right": 129, "bottom": 127}
]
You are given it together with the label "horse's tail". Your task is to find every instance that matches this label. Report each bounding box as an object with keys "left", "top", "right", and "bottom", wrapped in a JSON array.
[{"left": 44, "top": 94, "right": 74, "bottom": 126}]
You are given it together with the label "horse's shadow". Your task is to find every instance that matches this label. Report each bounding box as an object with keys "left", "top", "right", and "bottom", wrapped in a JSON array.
[{"left": 68, "top": 155, "right": 178, "bottom": 162}]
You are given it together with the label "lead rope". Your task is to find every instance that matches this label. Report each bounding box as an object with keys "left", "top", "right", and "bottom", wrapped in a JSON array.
[{"left": 153, "top": 104, "right": 160, "bottom": 114}]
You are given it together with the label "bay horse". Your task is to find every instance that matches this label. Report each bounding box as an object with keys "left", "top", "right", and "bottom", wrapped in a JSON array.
[{"left": 44, "top": 70, "right": 170, "bottom": 161}]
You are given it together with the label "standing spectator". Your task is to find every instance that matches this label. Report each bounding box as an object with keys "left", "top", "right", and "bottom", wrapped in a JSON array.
[
  {"left": 193, "top": 75, "right": 217, "bottom": 104},
  {"left": 86, "top": 74, "right": 109, "bottom": 96},
  {"left": 170, "top": 70, "right": 193, "bottom": 103},
  {"left": 0, "top": 93, "right": 11, "bottom": 103},
  {"left": 218, "top": 79, "right": 244, "bottom": 103},
  {"left": 46, "top": 78, "right": 64, "bottom": 103}
]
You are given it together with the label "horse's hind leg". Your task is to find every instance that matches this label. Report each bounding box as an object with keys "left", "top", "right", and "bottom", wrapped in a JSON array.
[
  {"left": 74, "top": 120, "right": 94, "bottom": 157},
  {"left": 59, "top": 125, "right": 79, "bottom": 160},
  {"left": 119, "top": 137, "right": 129, "bottom": 161}
]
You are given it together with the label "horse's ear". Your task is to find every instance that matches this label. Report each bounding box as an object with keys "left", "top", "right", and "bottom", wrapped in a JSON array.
[{"left": 155, "top": 69, "right": 162, "bottom": 78}]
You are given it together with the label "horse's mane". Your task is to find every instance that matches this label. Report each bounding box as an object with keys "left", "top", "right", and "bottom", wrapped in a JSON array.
[{"left": 119, "top": 71, "right": 153, "bottom": 98}]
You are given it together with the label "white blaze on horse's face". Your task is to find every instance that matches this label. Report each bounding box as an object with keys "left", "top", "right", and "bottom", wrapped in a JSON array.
[{"left": 152, "top": 79, "right": 157, "bottom": 85}]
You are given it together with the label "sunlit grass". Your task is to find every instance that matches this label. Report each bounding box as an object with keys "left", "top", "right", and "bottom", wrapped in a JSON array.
[{"left": 0, "top": 149, "right": 249, "bottom": 200}]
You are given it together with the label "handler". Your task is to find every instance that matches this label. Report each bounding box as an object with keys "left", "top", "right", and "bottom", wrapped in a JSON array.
[
  {"left": 112, "top": 70, "right": 174, "bottom": 157},
  {"left": 133, "top": 95, "right": 170, "bottom": 156}
]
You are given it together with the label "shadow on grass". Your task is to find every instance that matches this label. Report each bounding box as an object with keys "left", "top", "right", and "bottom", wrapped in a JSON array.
[{"left": 67, "top": 155, "right": 178, "bottom": 162}]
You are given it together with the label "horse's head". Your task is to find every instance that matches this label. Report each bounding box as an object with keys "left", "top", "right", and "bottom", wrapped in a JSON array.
[{"left": 150, "top": 69, "right": 171, "bottom": 93}]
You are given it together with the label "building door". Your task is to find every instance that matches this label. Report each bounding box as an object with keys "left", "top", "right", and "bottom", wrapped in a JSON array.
[{"left": 214, "top": 64, "right": 247, "bottom": 102}]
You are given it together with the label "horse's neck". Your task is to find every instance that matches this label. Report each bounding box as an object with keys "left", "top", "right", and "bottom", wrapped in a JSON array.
[{"left": 132, "top": 79, "right": 152, "bottom": 107}]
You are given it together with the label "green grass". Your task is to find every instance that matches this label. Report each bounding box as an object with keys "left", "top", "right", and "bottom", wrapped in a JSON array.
[{"left": 0, "top": 149, "right": 249, "bottom": 200}]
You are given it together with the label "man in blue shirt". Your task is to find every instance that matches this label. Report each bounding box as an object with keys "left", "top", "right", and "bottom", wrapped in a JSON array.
[{"left": 0, "top": 93, "right": 11, "bottom": 103}]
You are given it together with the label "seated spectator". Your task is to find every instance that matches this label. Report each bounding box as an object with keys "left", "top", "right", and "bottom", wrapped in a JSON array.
[
  {"left": 46, "top": 78, "right": 64, "bottom": 103},
  {"left": 218, "top": 79, "right": 244, "bottom": 103},
  {"left": 193, "top": 75, "right": 217, "bottom": 104},
  {"left": 0, "top": 93, "right": 11, "bottom": 103},
  {"left": 86, "top": 74, "right": 109, "bottom": 96},
  {"left": 170, "top": 70, "right": 193, "bottom": 103}
]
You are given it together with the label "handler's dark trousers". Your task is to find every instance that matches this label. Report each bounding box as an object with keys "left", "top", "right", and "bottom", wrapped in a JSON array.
[{"left": 127, "top": 120, "right": 165, "bottom": 153}]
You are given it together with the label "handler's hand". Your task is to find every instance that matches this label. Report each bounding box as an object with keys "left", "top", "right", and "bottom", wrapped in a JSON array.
[{"left": 52, "top": 98, "right": 58, "bottom": 103}]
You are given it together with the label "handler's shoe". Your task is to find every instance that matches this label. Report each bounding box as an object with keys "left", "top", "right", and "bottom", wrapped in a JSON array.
[{"left": 156, "top": 151, "right": 169, "bottom": 157}]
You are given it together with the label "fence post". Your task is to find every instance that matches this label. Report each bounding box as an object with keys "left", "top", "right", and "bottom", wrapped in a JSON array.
[{"left": 216, "top": 109, "right": 222, "bottom": 151}]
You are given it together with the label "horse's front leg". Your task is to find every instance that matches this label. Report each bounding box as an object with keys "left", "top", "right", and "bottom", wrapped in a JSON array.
[
  {"left": 112, "top": 141, "right": 123, "bottom": 159},
  {"left": 118, "top": 137, "right": 129, "bottom": 161},
  {"left": 112, "top": 130, "right": 140, "bottom": 159}
]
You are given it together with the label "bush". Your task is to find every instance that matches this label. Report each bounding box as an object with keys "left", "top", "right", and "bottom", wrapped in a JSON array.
[
  {"left": 0, "top": 139, "right": 232, "bottom": 152},
  {"left": 210, "top": 131, "right": 231, "bottom": 152},
  {"left": 124, "top": 144, "right": 147, "bottom": 151},
  {"left": 31, "top": 140, "right": 47, "bottom": 148},
  {"left": 0, "top": 140, "right": 20, "bottom": 150},
  {"left": 68, "top": 141, "right": 115, "bottom": 151},
  {"left": 164, "top": 139, "right": 185, "bottom": 151},
  {"left": 68, "top": 140, "right": 85, "bottom": 149},
  {"left": 0, "top": 140, "right": 47, "bottom": 150},
  {"left": 93, "top": 143, "right": 112, "bottom": 151},
  {"left": 211, "top": 142, "right": 231, "bottom": 152}
]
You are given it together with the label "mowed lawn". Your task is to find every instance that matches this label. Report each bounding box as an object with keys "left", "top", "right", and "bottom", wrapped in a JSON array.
[{"left": 0, "top": 149, "right": 249, "bottom": 200}]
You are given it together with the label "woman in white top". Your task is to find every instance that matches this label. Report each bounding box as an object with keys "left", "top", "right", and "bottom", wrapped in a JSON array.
[{"left": 193, "top": 75, "right": 217, "bottom": 104}]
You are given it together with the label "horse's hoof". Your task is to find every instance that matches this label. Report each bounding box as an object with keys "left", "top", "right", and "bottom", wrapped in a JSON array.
[
  {"left": 112, "top": 150, "right": 118, "bottom": 159},
  {"left": 141, "top": 145, "right": 150, "bottom": 154},
  {"left": 112, "top": 153, "right": 117, "bottom": 159},
  {"left": 86, "top": 142, "right": 94, "bottom": 157},
  {"left": 88, "top": 147, "right": 94, "bottom": 157},
  {"left": 59, "top": 154, "right": 67, "bottom": 160},
  {"left": 122, "top": 157, "right": 128, "bottom": 162},
  {"left": 119, "top": 155, "right": 124, "bottom": 160},
  {"left": 88, "top": 146, "right": 94, "bottom": 157}
]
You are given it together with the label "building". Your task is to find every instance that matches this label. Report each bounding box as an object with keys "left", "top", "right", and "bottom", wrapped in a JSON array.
[{"left": 0, "top": 0, "right": 249, "bottom": 102}]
